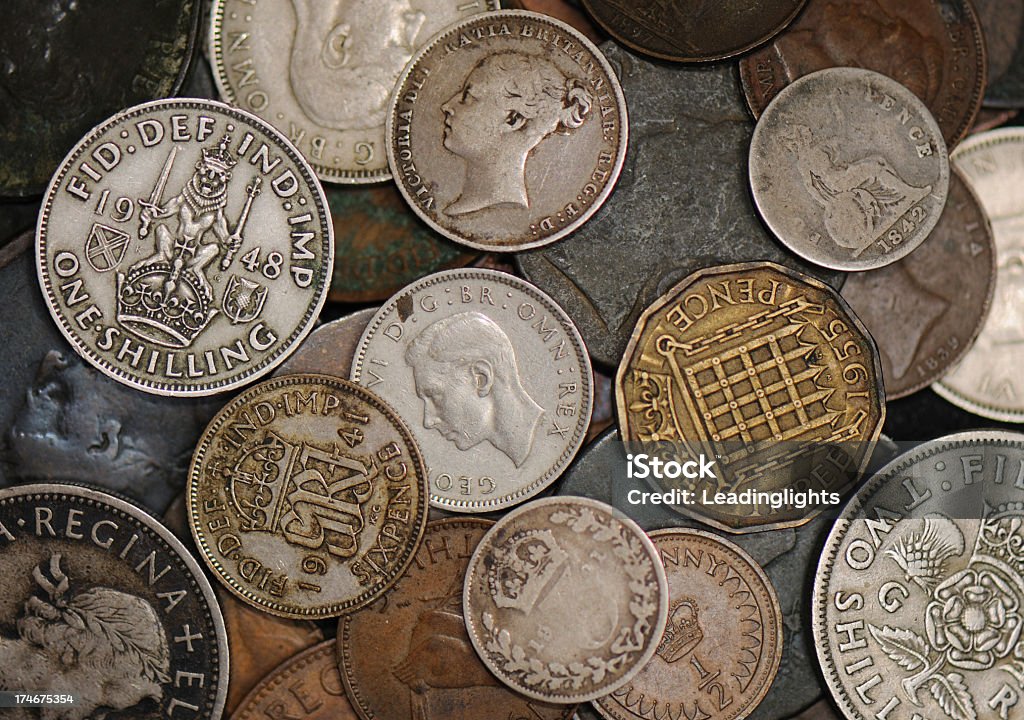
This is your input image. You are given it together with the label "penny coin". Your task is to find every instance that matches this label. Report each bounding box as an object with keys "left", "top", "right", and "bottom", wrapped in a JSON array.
[
  {"left": 188, "top": 374, "right": 429, "bottom": 618},
  {"left": 617, "top": 262, "right": 885, "bottom": 533},
  {"left": 339, "top": 518, "right": 576, "bottom": 720},
  {"left": 750, "top": 68, "right": 949, "bottom": 272},
  {"left": 351, "top": 269, "right": 593, "bottom": 513},
  {"left": 275, "top": 307, "right": 378, "bottom": 379},
  {"left": 0, "top": 483, "right": 228, "bottom": 719},
  {"left": 934, "top": 129, "right": 1024, "bottom": 421},
  {"left": 841, "top": 168, "right": 996, "bottom": 400},
  {"left": 971, "top": 108, "right": 1019, "bottom": 134},
  {"left": 210, "top": 0, "right": 499, "bottom": 184},
  {"left": 232, "top": 641, "right": 358, "bottom": 720},
  {"left": 36, "top": 98, "right": 332, "bottom": 397},
  {"left": 593, "top": 529, "right": 783, "bottom": 720},
  {"left": 580, "top": 0, "right": 807, "bottom": 63},
  {"left": 386, "top": 10, "right": 627, "bottom": 252},
  {"left": 976, "top": 0, "right": 1024, "bottom": 107},
  {"left": 0, "top": 0, "right": 201, "bottom": 197},
  {"left": 738, "top": 0, "right": 986, "bottom": 149},
  {"left": 463, "top": 497, "right": 669, "bottom": 704},
  {"left": 813, "top": 431, "right": 1024, "bottom": 720}
]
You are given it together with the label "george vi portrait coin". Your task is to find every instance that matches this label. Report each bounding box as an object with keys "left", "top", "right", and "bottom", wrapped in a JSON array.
[
  {"left": 385, "top": 10, "right": 628, "bottom": 252},
  {"left": 36, "top": 98, "right": 333, "bottom": 397},
  {"left": 351, "top": 269, "right": 593, "bottom": 513}
]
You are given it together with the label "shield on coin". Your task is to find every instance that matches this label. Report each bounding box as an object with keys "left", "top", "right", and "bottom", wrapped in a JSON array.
[
  {"left": 85, "top": 223, "right": 130, "bottom": 272},
  {"left": 222, "top": 274, "right": 268, "bottom": 324}
]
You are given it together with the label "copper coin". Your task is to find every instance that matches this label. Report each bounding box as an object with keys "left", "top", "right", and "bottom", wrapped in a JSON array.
[
  {"left": 975, "top": 0, "right": 1024, "bottom": 106},
  {"left": 580, "top": 0, "right": 808, "bottom": 63},
  {"left": 593, "top": 529, "right": 783, "bottom": 720},
  {"left": 339, "top": 518, "right": 575, "bottom": 720},
  {"left": 970, "top": 108, "right": 1019, "bottom": 133},
  {"left": 840, "top": 168, "right": 996, "bottom": 400},
  {"left": 274, "top": 307, "right": 378, "bottom": 379},
  {"left": 739, "top": 0, "right": 987, "bottom": 149},
  {"left": 231, "top": 641, "right": 358, "bottom": 720},
  {"left": 616, "top": 262, "right": 885, "bottom": 533}
]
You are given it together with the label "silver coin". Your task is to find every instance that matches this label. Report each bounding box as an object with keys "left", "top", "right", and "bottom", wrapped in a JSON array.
[
  {"left": 814, "top": 431, "right": 1024, "bottom": 720},
  {"left": 934, "top": 129, "right": 1024, "bottom": 422},
  {"left": 351, "top": 269, "right": 593, "bottom": 512},
  {"left": 209, "top": 0, "right": 499, "bottom": 185},
  {"left": 750, "top": 67, "right": 949, "bottom": 271},
  {"left": 36, "top": 98, "right": 333, "bottom": 397}
]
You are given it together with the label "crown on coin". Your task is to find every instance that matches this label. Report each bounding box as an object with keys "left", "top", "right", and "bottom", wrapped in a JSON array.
[
  {"left": 970, "top": 503, "right": 1024, "bottom": 594},
  {"left": 116, "top": 264, "right": 217, "bottom": 348},
  {"left": 225, "top": 433, "right": 295, "bottom": 534},
  {"left": 201, "top": 135, "right": 237, "bottom": 172},
  {"left": 656, "top": 597, "right": 703, "bottom": 663},
  {"left": 486, "top": 529, "right": 568, "bottom": 614}
]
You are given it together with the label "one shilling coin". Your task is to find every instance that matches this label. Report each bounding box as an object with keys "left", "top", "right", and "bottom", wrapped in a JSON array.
[
  {"left": 209, "top": 0, "right": 499, "bottom": 184},
  {"left": 188, "top": 374, "right": 429, "bottom": 619},
  {"left": 463, "top": 497, "right": 669, "bottom": 704},
  {"left": 36, "top": 98, "right": 333, "bottom": 397},
  {"left": 386, "top": 10, "right": 627, "bottom": 251},
  {"left": 749, "top": 67, "right": 949, "bottom": 271},
  {"left": 351, "top": 269, "right": 593, "bottom": 512},
  {"left": 0, "top": 483, "right": 228, "bottom": 719}
]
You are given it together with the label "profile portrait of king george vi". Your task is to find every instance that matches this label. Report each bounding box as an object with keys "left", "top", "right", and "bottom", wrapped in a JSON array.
[{"left": 404, "top": 312, "right": 543, "bottom": 467}]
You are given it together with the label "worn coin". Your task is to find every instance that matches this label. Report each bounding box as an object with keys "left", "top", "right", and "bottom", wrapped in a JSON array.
[
  {"left": 934, "top": 129, "right": 1024, "bottom": 421},
  {"left": 976, "top": 0, "right": 1024, "bottom": 107},
  {"left": 351, "top": 269, "right": 593, "bottom": 512},
  {"left": 339, "top": 518, "right": 575, "bottom": 719},
  {"left": 386, "top": 10, "right": 627, "bottom": 252},
  {"left": 813, "top": 431, "right": 1024, "bottom": 720},
  {"left": 750, "top": 68, "right": 949, "bottom": 271},
  {"left": 275, "top": 307, "right": 378, "bottom": 379},
  {"left": 738, "top": 0, "right": 986, "bottom": 149},
  {"left": 188, "top": 374, "right": 429, "bottom": 618},
  {"left": 505, "top": 0, "right": 606, "bottom": 44},
  {"left": 0, "top": 483, "right": 228, "bottom": 719},
  {"left": 463, "top": 496, "right": 669, "bottom": 703},
  {"left": 580, "top": 0, "right": 806, "bottom": 63},
  {"left": 516, "top": 43, "right": 844, "bottom": 369},
  {"left": 617, "top": 262, "right": 885, "bottom": 533},
  {"left": 971, "top": 109, "right": 1019, "bottom": 134},
  {"left": 841, "top": 168, "right": 996, "bottom": 400},
  {"left": 36, "top": 98, "right": 333, "bottom": 397},
  {"left": 594, "top": 528, "right": 783, "bottom": 720},
  {"left": 0, "top": 0, "right": 201, "bottom": 197},
  {"left": 210, "top": 0, "right": 499, "bottom": 184}
]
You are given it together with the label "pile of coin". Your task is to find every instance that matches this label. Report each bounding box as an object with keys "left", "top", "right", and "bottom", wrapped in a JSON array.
[{"left": 3, "top": 1, "right": 1024, "bottom": 719}]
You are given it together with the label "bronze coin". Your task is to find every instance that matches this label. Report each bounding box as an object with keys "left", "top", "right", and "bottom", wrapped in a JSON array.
[
  {"left": 974, "top": 0, "right": 1024, "bottom": 106},
  {"left": 971, "top": 107, "right": 1019, "bottom": 133},
  {"left": 274, "top": 307, "right": 379, "bottom": 379},
  {"left": 739, "top": 0, "right": 987, "bottom": 148},
  {"left": 841, "top": 168, "right": 996, "bottom": 400},
  {"left": 580, "top": 0, "right": 808, "bottom": 63}
]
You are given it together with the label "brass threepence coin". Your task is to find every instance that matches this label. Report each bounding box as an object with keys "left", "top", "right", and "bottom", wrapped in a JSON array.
[
  {"left": 617, "top": 262, "right": 885, "bottom": 533},
  {"left": 464, "top": 497, "right": 669, "bottom": 704},
  {"left": 841, "top": 168, "right": 996, "bottom": 400},
  {"left": 339, "top": 518, "right": 575, "bottom": 720},
  {"left": 580, "top": 0, "right": 807, "bottom": 63},
  {"left": 739, "top": 0, "right": 986, "bottom": 149},
  {"left": 0, "top": 483, "right": 228, "bottom": 719},
  {"left": 386, "top": 10, "right": 627, "bottom": 251},
  {"left": 36, "top": 99, "right": 333, "bottom": 397},
  {"left": 593, "top": 528, "right": 783, "bottom": 720},
  {"left": 351, "top": 269, "right": 593, "bottom": 512},
  {"left": 934, "top": 129, "right": 1024, "bottom": 422},
  {"left": 750, "top": 68, "right": 949, "bottom": 272},
  {"left": 210, "top": 0, "right": 499, "bottom": 184},
  {"left": 188, "top": 374, "right": 429, "bottom": 618},
  {"left": 813, "top": 431, "right": 1024, "bottom": 720},
  {"left": 275, "top": 307, "right": 378, "bottom": 379}
]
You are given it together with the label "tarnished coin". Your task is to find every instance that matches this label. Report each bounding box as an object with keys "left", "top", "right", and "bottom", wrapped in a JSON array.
[
  {"left": 188, "top": 374, "right": 429, "bottom": 618},
  {"left": 232, "top": 641, "right": 358, "bottom": 720},
  {"left": 594, "top": 529, "right": 783, "bottom": 720},
  {"left": 841, "top": 168, "right": 996, "bottom": 400},
  {"left": 386, "top": 10, "right": 627, "bottom": 251},
  {"left": 934, "top": 129, "right": 1024, "bottom": 421},
  {"left": 0, "top": 0, "right": 201, "bottom": 197},
  {"left": 976, "top": 0, "right": 1024, "bottom": 107},
  {"left": 813, "top": 431, "right": 1024, "bottom": 720},
  {"left": 36, "top": 98, "right": 333, "bottom": 397},
  {"left": 505, "top": 0, "right": 606, "bottom": 44},
  {"left": 339, "top": 518, "right": 575, "bottom": 720},
  {"left": 617, "top": 262, "right": 885, "bottom": 533},
  {"left": 0, "top": 483, "right": 228, "bottom": 719},
  {"left": 210, "top": 0, "right": 499, "bottom": 184},
  {"left": 274, "top": 307, "right": 378, "bottom": 379},
  {"left": 580, "top": 0, "right": 807, "bottom": 63},
  {"left": 351, "top": 269, "right": 593, "bottom": 512},
  {"left": 971, "top": 109, "right": 1019, "bottom": 134},
  {"left": 738, "top": 0, "right": 986, "bottom": 149},
  {"left": 750, "top": 67, "right": 949, "bottom": 271},
  {"left": 463, "top": 497, "right": 669, "bottom": 704}
]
